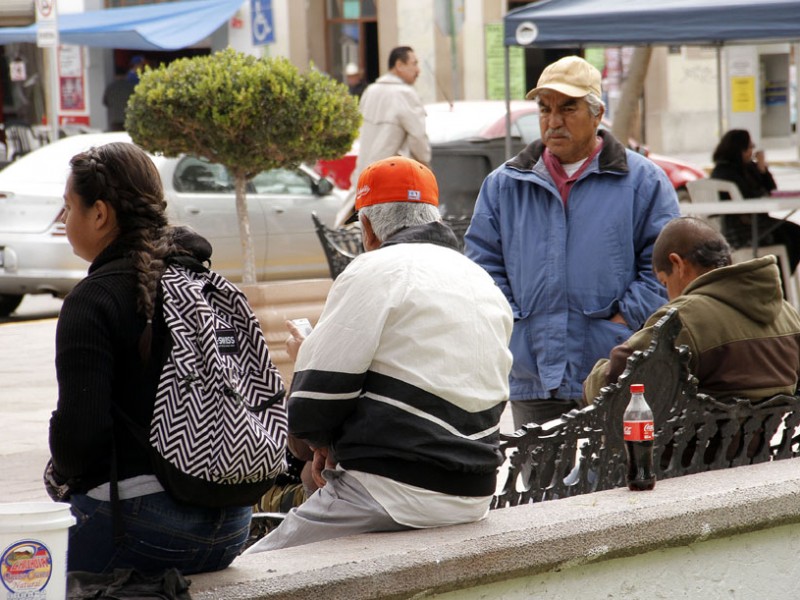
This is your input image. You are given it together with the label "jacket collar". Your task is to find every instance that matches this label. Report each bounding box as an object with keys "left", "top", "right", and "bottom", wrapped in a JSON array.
[
  {"left": 380, "top": 220, "right": 461, "bottom": 252},
  {"left": 375, "top": 72, "right": 406, "bottom": 86},
  {"left": 88, "top": 227, "right": 214, "bottom": 274},
  {"left": 507, "top": 129, "right": 629, "bottom": 175}
]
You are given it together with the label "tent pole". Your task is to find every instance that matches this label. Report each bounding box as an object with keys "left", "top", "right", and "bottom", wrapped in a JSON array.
[
  {"left": 504, "top": 43, "right": 512, "bottom": 159},
  {"left": 716, "top": 44, "right": 723, "bottom": 139},
  {"left": 47, "top": 47, "right": 59, "bottom": 144}
]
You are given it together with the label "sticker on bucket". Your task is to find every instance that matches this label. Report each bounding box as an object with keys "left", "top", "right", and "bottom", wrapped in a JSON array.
[{"left": 1, "top": 540, "right": 52, "bottom": 594}]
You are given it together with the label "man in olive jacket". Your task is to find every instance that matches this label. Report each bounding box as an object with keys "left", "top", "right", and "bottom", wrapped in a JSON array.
[{"left": 584, "top": 217, "right": 800, "bottom": 403}]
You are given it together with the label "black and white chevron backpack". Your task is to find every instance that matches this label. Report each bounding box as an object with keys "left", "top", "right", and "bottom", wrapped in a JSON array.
[{"left": 136, "top": 259, "right": 288, "bottom": 507}]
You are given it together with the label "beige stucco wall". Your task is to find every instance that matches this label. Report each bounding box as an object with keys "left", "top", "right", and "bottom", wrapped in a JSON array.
[
  {"left": 644, "top": 47, "right": 720, "bottom": 154},
  {"left": 242, "top": 279, "right": 332, "bottom": 388},
  {"left": 433, "top": 521, "right": 800, "bottom": 599}
]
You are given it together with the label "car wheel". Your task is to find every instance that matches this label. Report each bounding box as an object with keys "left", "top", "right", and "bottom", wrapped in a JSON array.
[
  {"left": 0, "top": 294, "right": 24, "bottom": 317},
  {"left": 677, "top": 186, "right": 691, "bottom": 203}
]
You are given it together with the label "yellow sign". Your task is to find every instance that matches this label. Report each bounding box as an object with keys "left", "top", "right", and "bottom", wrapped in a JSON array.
[
  {"left": 730, "top": 76, "right": 755, "bottom": 112},
  {"left": 485, "top": 23, "right": 526, "bottom": 100}
]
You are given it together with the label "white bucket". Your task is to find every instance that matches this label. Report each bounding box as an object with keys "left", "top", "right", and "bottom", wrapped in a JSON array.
[{"left": 0, "top": 502, "right": 75, "bottom": 599}]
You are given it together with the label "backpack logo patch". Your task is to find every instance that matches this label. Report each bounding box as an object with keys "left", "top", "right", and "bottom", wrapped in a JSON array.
[{"left": 215, "top": 328, "right": 238, "bottom": 354}]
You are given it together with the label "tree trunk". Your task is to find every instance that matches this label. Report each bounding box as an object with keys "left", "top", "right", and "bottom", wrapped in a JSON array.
[
  {"left": 610, "top": 46, "right": 652, "bottom": 145},
  {"left": 234, "top": 175, "right": 257, "bottom": 285}
]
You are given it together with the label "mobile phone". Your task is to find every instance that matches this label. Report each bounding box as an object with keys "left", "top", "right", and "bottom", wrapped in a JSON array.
[{"left": 290, "top": 318, "right": 313, "bottom": 337}]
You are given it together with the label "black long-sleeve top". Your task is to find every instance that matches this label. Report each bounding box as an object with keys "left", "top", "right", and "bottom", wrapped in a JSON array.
[
  {"left": 49, "top": 241, "right": 163, "bottom": 493},
  {"left": 49, "top": 230, "right": 211, "bottom": 494},
  {"left": 710, "top": 159, "right": 777, "bottom": 199},
  {"left": 710, "top": 160, "right": 779, "bottom": 248}
]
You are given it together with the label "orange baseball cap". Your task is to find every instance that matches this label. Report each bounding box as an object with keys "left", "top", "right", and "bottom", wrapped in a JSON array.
[{"left": 346, "top": 156, "right": 438, "bottom": 224}]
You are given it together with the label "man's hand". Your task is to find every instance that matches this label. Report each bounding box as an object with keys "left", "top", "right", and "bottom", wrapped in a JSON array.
[
  {"left": 609, "top": 313, "right": 629, "bottom": 328},
  {"left": 311, "top": 447, "right": 336, "bottom": 489},
  {"left": 287, "top": 435, "right": 315, "bottom": 462},
  {"left": 285, "top": 319, "right": 307, "bottom": 363},
  {"left": 755, "top": 149, "right": 768, "bottom": 173}
]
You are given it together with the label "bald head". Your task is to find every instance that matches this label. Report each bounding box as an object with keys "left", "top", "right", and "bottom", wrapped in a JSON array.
[{"left": 653, "top": 217, "right": 731, "bottom": 276}]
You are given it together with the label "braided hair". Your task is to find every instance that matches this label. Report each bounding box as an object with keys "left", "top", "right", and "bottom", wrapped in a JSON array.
[{"left": 68, "top": 142, "right": 177, "bottom": 324}]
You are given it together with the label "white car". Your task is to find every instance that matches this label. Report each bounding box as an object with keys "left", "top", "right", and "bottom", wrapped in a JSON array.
[{"left": 0, "top": 132, "right": 347, "bottom": 316}]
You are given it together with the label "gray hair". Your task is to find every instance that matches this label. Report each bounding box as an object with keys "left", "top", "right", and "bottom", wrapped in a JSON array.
[
  {"left": 533, "top": 90, "right": 604, "bottom": 116},
  {"left": 584, "top": 93, "right": 604, "bottom": 117},
  {"left": 359, "top": 202, "right": 441, "bottom": 242}
]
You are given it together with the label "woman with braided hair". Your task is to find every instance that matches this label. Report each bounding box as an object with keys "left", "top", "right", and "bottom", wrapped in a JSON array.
[{"left": 47, "top": 142, "right": 253, "bottom": 574}]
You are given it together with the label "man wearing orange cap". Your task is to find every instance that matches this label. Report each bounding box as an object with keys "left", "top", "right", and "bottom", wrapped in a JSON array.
[
  {"left": 246, "top": 157, "right": 513, "bottom": 552},
  {"left": 465, "top": 55, "right": 680, "bottom": 429}
]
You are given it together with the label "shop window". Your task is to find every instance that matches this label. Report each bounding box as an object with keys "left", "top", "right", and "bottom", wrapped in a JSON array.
[{"left": 326, "top": 0, "right": 378, "bottom": 87}]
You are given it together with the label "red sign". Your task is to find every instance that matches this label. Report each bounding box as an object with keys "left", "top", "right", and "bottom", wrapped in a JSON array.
[{"left": 36, "top": 0, "right": 55, "bottom": 18}]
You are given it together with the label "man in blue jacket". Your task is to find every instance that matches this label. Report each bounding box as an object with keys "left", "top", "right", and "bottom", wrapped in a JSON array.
[{"left": 465, "top": 55, "right": 680, "bottom": 429}]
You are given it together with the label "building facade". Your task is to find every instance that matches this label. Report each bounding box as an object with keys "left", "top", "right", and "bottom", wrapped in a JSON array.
[{"left": 0, "top": 0, "right": 797, "bottom": 155}]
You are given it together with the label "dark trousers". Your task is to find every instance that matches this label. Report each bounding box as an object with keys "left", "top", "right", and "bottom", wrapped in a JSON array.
[{"left": 510, "top": 398, "right": 580, "bottom": 430}]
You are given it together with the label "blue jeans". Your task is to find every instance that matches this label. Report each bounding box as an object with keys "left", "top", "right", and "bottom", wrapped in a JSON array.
[{"left": 67, "top": 492, "right": 251, "bottom": 574}]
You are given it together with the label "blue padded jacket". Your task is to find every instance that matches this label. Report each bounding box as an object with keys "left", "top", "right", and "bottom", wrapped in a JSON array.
[{"left": 465, "top": 130, "right": 680, "bottom": 401}]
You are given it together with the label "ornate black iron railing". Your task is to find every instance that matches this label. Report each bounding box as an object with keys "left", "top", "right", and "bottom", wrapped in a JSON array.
[
  {"left": 311, "top": 213, "right": 472, "bottom": 279},
  {"left": 492, "top": 308, "right": 800, "bottom": 508}
]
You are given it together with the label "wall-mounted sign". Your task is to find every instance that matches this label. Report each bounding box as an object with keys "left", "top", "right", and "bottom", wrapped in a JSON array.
[
  {"left": 59, "top": 45, "right": 89, "bottom": 122},
  {"left": 250, "top": 0, "right": 274, "bottom": 46},
  {"left": 485, "top": 23, "right": 526, "bottom": 100},
  {"left": 731, "top": 76, "right": 756, "bottom": 112},
  {"left": 35, "top": 0, "right": 58, "bottom": 48},
  {"left": 9, "top": 59, "right": 26, "bottom": 82}
]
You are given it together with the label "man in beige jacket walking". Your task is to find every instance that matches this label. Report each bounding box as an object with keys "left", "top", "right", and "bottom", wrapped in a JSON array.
[{"left": 352, "top": 46, "right": 431, "bottom": 188}]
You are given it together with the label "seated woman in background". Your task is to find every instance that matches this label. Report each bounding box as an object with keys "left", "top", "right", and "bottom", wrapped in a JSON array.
[{"left": 710, "top": 128, "right": 800, "bottom": 273}]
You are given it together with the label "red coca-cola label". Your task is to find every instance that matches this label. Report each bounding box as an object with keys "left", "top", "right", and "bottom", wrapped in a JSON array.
[{"left": 624, "top": 420, "right": 654, "bottom": 441}]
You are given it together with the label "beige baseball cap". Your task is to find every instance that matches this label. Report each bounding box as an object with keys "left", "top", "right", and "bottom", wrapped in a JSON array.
[{"left": 525, "top": 55, "right": 602, "bottom": 100}]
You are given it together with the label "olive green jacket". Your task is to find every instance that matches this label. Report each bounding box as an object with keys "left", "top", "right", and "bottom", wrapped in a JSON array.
[{"left": 583, "top": 256, "right": 800, "bottom": 404}]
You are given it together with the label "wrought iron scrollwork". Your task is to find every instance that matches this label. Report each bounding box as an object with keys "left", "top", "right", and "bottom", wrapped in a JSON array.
[{"left": 492, "top": 308, "right": 800, "bottom": 509}]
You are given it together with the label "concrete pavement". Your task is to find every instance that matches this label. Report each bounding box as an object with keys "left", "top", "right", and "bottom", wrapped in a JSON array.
[{"left": 0, "top": 318, "right": 57, "bottom": 503}]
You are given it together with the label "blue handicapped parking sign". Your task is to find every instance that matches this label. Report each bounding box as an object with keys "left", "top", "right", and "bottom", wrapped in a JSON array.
[{"left": 251, "top": 0, "right": 274, "bottom": 46}]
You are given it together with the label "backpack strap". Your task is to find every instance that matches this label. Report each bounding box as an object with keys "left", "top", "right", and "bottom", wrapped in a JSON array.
[
  {"left": 167, "top": 254, "right": 209, "bottom": 273},
  {"left": 248, "top": 389, "right": 287, "bottom": 413}
]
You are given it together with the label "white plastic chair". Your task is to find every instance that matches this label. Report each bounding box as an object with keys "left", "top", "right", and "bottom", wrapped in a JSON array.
[{"left": 686, "top": 178, "right": 744, "bottom": 204}]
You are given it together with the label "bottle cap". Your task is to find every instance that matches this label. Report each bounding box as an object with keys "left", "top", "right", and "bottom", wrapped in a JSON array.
[{"left": 630, "top": 383, "right": 645, "bottom": 393}]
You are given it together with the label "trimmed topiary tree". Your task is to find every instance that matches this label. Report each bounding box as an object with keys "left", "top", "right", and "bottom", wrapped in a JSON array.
[{"left": 126, "top": 48, "right": 361, "bottom": 284}]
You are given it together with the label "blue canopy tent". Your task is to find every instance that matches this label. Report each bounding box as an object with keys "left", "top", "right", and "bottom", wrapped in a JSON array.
[
  {"left": 0, "top": 0, "right": 244, "bottom": 50},
  {"left": 504, "top": 0, "right": 800, "bottom": 48},
  {"left": 500, "top": 0, "right": 800, "bottom": 155}
]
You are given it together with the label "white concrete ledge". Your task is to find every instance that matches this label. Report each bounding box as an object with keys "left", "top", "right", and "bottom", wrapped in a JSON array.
[{"left": 189, "top": 458, "right": 800, "bottom": 599}]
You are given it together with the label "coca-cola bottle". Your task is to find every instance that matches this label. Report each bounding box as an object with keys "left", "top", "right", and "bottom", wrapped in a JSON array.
[{"left": 623, "top": 383, "right": 656, "bottom": 491}]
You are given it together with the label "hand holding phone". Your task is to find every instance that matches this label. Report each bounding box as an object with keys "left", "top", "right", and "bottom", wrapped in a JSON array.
[
  {"left": 285, "top": 319, "right": 312, "bottom": 363},
  {"left": 289, "top": 318, "right": 313, "bottom": 337}
]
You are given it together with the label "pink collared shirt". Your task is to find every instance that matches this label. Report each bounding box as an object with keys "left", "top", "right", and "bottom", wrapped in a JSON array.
[{"left": 543, "top": 137, "right": 604, "bottom": 206}]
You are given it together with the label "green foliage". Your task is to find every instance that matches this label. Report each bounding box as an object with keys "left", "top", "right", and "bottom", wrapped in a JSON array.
[{"left": 126, "top": 48, "right": 361, "bottom": 179}]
